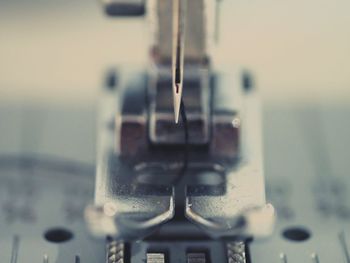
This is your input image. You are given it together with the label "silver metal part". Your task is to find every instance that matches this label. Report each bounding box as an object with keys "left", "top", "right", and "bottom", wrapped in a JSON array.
[
  {"left": 154, "top": 0, "right": 208, "bottom": 63},
  {"left": 101, "top": 0, "right": 211, "bottom": 63},
  {"left": 146, "top": 253, "right": 166, "bottom": 263},
  {"left": 227, "top": 242, "right": 246, "bottom": 263},
  {"left": 0, "top": 155, "right": 104, "bottom": 263},
  {"left": 85, "top": 67, "right": 274, "bottom": 242},
  {"left": 249, "top": 107, "right": 350, "bottom": 262},
  {"left": 185, "top": 70, "right": 275, "bottom": 239},
  {"left": 106, "top": 239, "right": 125, "bottom": 263},
  {"left": 1, "top": 104, "right": 350, "bottom": 262},
  {"left": 149, "top": 66, "right": 210, "bottom": 145},
  {"left": 154, "top": 0, "right": 213, "bottom": 124},
  {"left": 85, "top": 71, "right": 175, "bottom": 239},
  {"left": 171, "top": 0, "right": 186, "bottom": 123}
]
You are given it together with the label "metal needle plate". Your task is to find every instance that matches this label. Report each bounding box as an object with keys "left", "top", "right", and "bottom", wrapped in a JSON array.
[{"left": 1, "top": 103, "right": 350, "bottom": 262}]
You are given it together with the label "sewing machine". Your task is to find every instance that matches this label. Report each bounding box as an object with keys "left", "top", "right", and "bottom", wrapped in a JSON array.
[
  {"left": 1, "top": 0, "right": 350, "bottom": 263},
  {"left": 84, "top": 0, "right": 275, "bottom": 261}
]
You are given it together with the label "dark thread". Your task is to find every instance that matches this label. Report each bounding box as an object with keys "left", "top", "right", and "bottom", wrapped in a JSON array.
[
  {"left": 173, "top": 98, "right": 189, "bottom": 185},
  {"left": 175, "top": 66, "right": 181, "bottom": 86}
]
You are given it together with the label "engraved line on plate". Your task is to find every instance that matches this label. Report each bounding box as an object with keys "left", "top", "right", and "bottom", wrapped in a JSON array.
[
  {"left": 339, "top": 231, "right": 350, "bottom": 263},
  {"left": 43, "top": 254, "right": 49, "bottom": 263},
  {"left": 279, "top": 252, "right": 287, "bottom": 263},
  {"left": 310, "top": 252, "right": 320, "bottom": 263},
  {"left": 10, "top": 235, "right": 20, "bottom": 263}
]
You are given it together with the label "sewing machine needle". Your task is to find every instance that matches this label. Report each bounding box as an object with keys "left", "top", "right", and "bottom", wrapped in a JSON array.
[{"left": 172, "top": 0, "right": 186, "bottom": 123}]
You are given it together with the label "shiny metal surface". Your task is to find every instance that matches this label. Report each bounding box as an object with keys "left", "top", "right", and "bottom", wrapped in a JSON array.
[
  {"left": 171, "top": 0, "right": 186, "bottom": 123},
  {"left": 95, "top": 0, "right": 232, "bottom": 240},
  {"left": 85, "top": 77, "right": 175, "bottom": 239},
  {"left": 0, "top": 156, "right": 104, "bottom": 263},
  {"left": 106, "top": 238, "right": 125, "bottom": 263},
  {"left": 250, "top": 107, "right": 350, "bottom": 263},
  {"left": 101, "top": 0, "right": 211, "bottom": 63},
  {"left": 227, "top": 242, "right": 246, "bottom": 263},
  {"left": 149, "top": 66, "right": 210, "bottom": 145},
  {"left": 185, "top": 74, "right": 274, "bottom": 239},
  {"left": 154, "top": 0, "right": 209, "bottom": 63},
  {"left": 85, "top": 67, "right": 273, "bottom": 241},
  {"left": 1, "top": 104, "right": 350, "bottom": 262},
  {"left": 146, "top": 253, "right": 166, "bottom": 263}
]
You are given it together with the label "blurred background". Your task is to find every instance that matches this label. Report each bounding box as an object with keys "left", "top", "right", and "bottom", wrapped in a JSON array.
[
  {"left": 0, "top": 0, "right": 349, "bottom": 164},
  {"left": 1, "top": 0, "right": 350, "bottom": 106},
  {"left": 0, "top": 3, "right": 350, "bottom": 261}
]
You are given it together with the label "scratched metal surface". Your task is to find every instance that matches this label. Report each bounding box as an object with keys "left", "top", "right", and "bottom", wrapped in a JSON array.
[
  {"left": 0, "top": 156, "right": 104, "bottom": 263},
  {"left": 252, "top": 106, "right": 350, "bottom": 263},
  {"left": 0, "top": 103, "right": 350, "bottom": 262}
]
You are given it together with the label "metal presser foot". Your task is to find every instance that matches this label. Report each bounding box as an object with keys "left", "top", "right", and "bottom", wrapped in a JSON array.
[{"left": 85, "top": 0, "right": 275, "bottom": 262}]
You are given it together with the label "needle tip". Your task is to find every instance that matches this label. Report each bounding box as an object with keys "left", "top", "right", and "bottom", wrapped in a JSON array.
[
  {"left": 174, "top": 96, "right": 181, "bottom": 124},
  {"left": 173, "top": 83, "right": 182, "bottom": 124}
]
